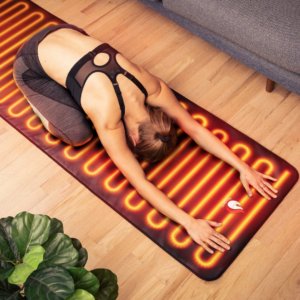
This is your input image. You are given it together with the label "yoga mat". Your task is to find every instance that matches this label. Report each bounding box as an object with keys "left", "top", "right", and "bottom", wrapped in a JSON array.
[{"left": 1, "top": 0, "right": 298, "bottom": 281}]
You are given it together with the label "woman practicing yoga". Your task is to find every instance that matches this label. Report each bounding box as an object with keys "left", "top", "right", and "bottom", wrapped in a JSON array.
[{"left": 13, "top": 24, "right": 278, "bottom": 255}]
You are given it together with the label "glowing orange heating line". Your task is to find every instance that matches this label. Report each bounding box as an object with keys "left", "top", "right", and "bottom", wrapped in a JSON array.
[
  {"left": 45, "top": 133, "right": 61, "bottom": 145},
  {"left": 0, "top": 0, "right": 15, "bottom": 8},
  {"left": 168, "top": 159, "right": 228, "bottom": 247},
  {"left": 193, "top": 169, "right": 289, "bottom": 268},
  {"left": 169, "top": 134, "right": 239, "bottom": 200},
  {"left": 212, "top": 129, "right": 229, "bottom": 142},
  {"left": 1, "top": 89, "right": 20, "bottom": 104},
  {"left": 122, "top": 114, "right": 209, "bottom": 210},
  {"left": 123, "top": 137, "right": 195, "bottom": 209},
  {"left": 0, "top": 69, "right": 13, "bottom": 81},
  {"left": 227, "top": 171, "right": 289, "bottom": 240},
  {"left": 123, "top": 129, "right": 206, "bottom": 210},
  {"left": 206, "top": 158, "right": 274, "bottom": 223},
  {"left": 169, "top": 144, "right": 251, "bottom": 247},
  {"left": 104, "top": 161, "right": 149, "bottom": 192},
  {"left": 0, "top": 79, "right": 15, "bottom": 92},
  {"left": 1, "top": 2, "right": 30, "bottom": 26},
  {"left": 1, "top": 22, "right": 58, "bottom": 57},
  {"left": 83, "top": 149, "right": 112, "bottom": 176},
  {"left": 158, "top": 147, "right": 201, "bottom": 189},
  {"left": 1, "top": 12, "right": 44, "bottom": 37},
  {"left": 169, "top": 169, "right": 240, "bottom": 248},
  {"left": 26, "top": 115, "right": 44, "bottom": 130},
  {"left": 192, "top": 159, "right": 274, "bottom": 265},
  {"left": 180, "top": 102, "right": 188, "bottom": 110},
  {"left": 26, "top": 112, "right": 60, "bottom": 144},
  {"left": 187, "top": 145, "right": 252, "bottom": 215},
  {"left": 1, "top": 57, "right": 15, "bottom": 69},
  {"left": 8, "top": 98, "right": 31, "bottom": 117},
  {"left": 192, "top": 114, "right": 209, "bottom": 127},
  {"left": 215, "top": 159, "right": 275, "bottom": 231},
  {"left": 184, "top": 161, "right": 228, "bottom": 209},
  {"left": 147, "top": 136, "right": 191, "bottom": 179},
  {"left": 147, "top": 130, "right": 229, "bottom": 228},
  {"left": 64, "top": 137, "right": 99, "bottom": 160},
  {"left": 2, "top": 14, "right": 45, "bottom": 47},
  {"left": 105, "top": 127, "right": 184, "bottom": 191},
  {"left": 105, "top": 171, "right": 128, "bottom": 192},
  {"left": 107, "top": 134, "right": 190, "bottom": 192},
  {"left": 125, "top": 190, "right": 147, "bottom": 211},
  {"left": 147, "top": 147, "right": 202, "bottom": 229}
]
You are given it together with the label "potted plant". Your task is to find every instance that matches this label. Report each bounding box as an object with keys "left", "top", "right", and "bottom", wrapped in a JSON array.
[{"left": 0, "top": 211, "right": 119, "bottom": 300}]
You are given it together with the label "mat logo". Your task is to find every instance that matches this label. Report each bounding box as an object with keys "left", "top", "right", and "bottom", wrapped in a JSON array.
[{"left": 221, "top": 197, "right": 245, "bottom": 214}]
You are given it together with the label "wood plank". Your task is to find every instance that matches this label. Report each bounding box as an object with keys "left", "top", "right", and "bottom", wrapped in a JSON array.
[{"left": 0, "top": 0, "right": 299, "bottom": 299}]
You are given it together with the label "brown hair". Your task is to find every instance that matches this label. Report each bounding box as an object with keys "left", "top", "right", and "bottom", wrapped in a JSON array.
[{"left": 125, "top": 105, "right": 178, "bottom": 163}]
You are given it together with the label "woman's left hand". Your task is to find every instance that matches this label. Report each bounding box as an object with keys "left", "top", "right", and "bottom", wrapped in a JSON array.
[{"left": 239, "top": 163, "right": 278, "bottom": 200}]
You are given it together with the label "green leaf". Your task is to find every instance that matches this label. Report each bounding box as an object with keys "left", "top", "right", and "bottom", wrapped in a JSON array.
[
  {"left": 8, "top": 246, "right": 45, "bottom": 285},
  {"left": 0, "top": 288, "right": 22, "bottom": 300},
  {"left": 8, "top": 264, "right": 33, "bottom": 285},
  {"left": 0, "top": 236, "right": 15, "bottom": 264},
  {"left": 23, "top": 245, "right": 45, "bottom": 269},
  {"left": 0, "top": 217, "right": 18, "bottom": 261},
  {"left": 91, "top": 269, "right": 118, "bottom": 300},
  {"left": 0, "top": 266, "right": 14, "bottom": 280},
  {"left": 38, "top": 233, "right": 78, "bottom": 270},
  {"left": 49, "top": 218, "right": 64, "bottom": 237},
  {"left": 66, "top": 289, "right": 95, "bottom": 300},
  {"left": 11, "top": 212, "right": 51, "bottom": 257},
  {"left": 68, "top": 268, "right": 99, "bottom": 295},
  {"left": 0, "top": 271, "right": 21, "bottom": 299},
  {"left": 24, "top": 267, "right": 74, "bottom": 300},
  {"left": 0, "top": 272, "right": 19, "bottom": 291},
  {"left": 71, "top": 238, "right": 88, "bottom": 268},
  {"left": 0, "top": 261, "right": 14, "bottom": 271}
]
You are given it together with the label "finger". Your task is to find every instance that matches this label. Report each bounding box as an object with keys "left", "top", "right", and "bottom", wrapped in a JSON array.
[
  {"left": 262, "top": 180, "right": 278, "bottom": 194},
  {"left": 210, "top": 236, "right": 230, "bottom": 251},
  {"left": 213, "top": 231, "right": 230, "bottom": 245},
  {"left": 258, "top": 180, "right": 277, "bottom": 198},
  {"left": 262, "top": 174, "right": 277, "bottom": 181},
  {"left": 199, "top": 241, "right": 214, "bottom": 254},
  {"left": 240, "top": 176, "right": 253, "bottom": 197},
  {"left": 262, "top": 184, "right": 277, "bottom": 198},
  {"left": 256, "top": 183, "right": 271, "bottom": 200},
  {"left": 205, "top": 220, "right": 222, "bottom": 227},
  {"left": 205, "top": 239, "right": 226, "bottom": 253}
]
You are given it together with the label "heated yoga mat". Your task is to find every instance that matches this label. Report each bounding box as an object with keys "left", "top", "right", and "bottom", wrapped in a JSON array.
[{"left": 1, "top": 0, "right": 299, "bottom": 281}]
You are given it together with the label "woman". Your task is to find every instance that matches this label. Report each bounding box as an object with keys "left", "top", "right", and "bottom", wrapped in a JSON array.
[{"left": 13, "top": 24, "right": 278, "bottom": 254}]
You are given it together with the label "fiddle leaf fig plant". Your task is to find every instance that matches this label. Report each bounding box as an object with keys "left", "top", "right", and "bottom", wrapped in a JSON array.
[{"left": 0, "top": 212, "right": 118, "bottom": 300}]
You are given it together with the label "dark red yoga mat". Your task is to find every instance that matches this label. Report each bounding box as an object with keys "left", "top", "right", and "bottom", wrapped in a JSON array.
[{"left": 1, "top": 0, "right": 299, "bottom": 281}]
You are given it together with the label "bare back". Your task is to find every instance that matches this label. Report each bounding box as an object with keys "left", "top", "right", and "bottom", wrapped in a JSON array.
[{"left": 37, "top": 28, "right": 161, "bottom": 128}]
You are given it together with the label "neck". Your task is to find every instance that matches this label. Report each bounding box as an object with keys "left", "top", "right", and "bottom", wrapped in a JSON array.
[{"left": 123, "top": 101, "right": 149, "bottom": 136}]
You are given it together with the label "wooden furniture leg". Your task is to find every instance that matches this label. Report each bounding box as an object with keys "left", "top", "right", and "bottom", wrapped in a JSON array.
[{"left": 266, "top": 78, "right": 275, "bottom": 92}]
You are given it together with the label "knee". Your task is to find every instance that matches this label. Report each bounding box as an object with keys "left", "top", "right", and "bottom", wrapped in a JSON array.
[
  {"left": 67, "top": 124, "right": 94, "bottom": 147},
  {"left": 49, "top": 121, "right": 94, "bottom": 147},
  {"left": 70, "top": 130, "right": 94, "bottom": 147}
]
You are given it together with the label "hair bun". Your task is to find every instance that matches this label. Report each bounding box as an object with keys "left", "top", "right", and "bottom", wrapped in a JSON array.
[{"left": 157, "top": 132, "right": 171, "bottom": 143}]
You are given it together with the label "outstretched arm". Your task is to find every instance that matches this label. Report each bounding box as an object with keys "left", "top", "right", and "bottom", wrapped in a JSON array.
[
  {"left": 87, "top": 111, "right": 231, "bottom": 254},
  {"left": 150, "top": 78, "right": 278, "bottom": 200}
]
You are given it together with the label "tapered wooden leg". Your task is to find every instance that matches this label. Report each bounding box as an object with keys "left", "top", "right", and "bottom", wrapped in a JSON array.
[{"left": 266, "top": 78, "right": 275, "bottom": 92}]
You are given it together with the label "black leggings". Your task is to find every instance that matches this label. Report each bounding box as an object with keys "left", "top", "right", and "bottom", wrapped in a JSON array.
[{"left": 13, "top": 24, "right": 94, "bottom": 146}]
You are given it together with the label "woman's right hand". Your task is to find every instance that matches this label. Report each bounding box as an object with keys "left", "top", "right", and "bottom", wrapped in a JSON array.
[{"left": 185, "top": 218, "right": 231, "bottom": 254}]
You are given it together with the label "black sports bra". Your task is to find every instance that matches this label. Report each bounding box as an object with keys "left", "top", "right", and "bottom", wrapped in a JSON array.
[{"left": 66, "top": 43, "right": 148, "bottom": 118}]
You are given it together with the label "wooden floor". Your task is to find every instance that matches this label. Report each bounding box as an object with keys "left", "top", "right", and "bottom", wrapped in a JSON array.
[{"left": 1, "top": 0, "right": 300, "bottom": 299}]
